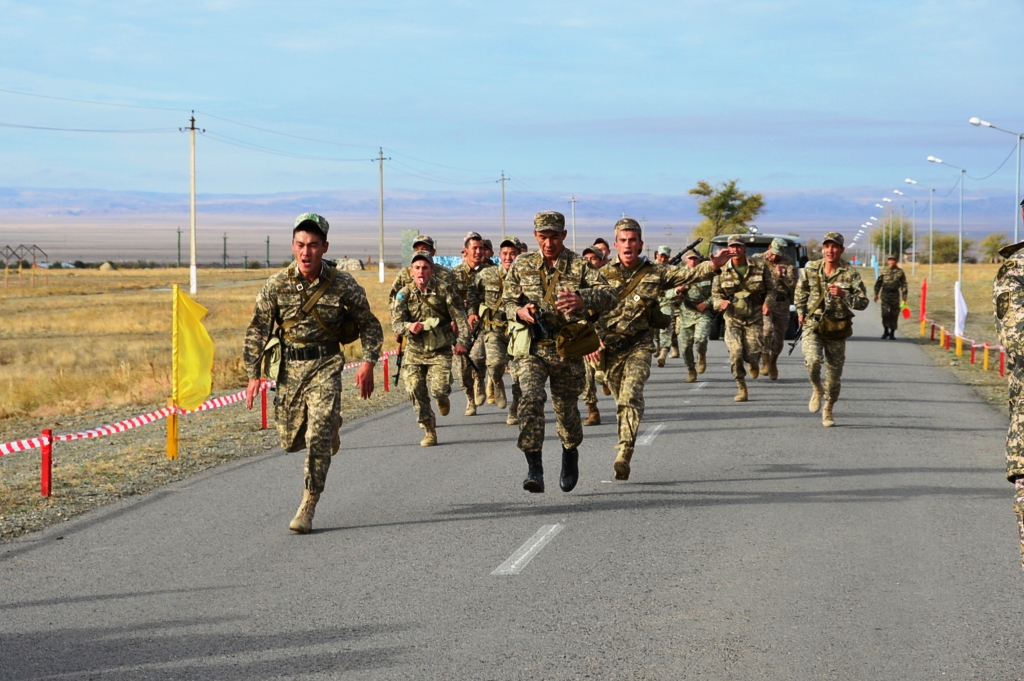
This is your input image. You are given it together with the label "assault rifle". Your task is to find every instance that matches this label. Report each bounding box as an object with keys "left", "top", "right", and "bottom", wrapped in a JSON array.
[
  {"left": 666, "top": 237, "right": 705, "bottom": 266},
  {"left": 393, "top": 334, "right": 405, "bottom": 386}
]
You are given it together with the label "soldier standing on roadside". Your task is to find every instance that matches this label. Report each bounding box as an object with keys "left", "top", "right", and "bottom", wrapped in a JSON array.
[
  {"left": 712, "top": 235, "right": 775, "bottom": 402},
  {"left": 244, "top": 213, "right": 383, "bottom": 534},
  {"left": 794, "top": 231, "right": 869, "bottom": 427},
  {"left": 391, "top": 251, "right": 471, "bottom": 447},
  {"left": 753, "top": 237, "right": 799, "bottom": 379},
  {"left": 677, "top": 249, "right": 716, "bottom": 383},
  {"left": 502, "top": 211, "right": 618, "bottom": 493},
  {"left": 874, "top": 255, "right": 908, "bottom": 339},
  {"left": 591, "top": 220, "right": 729, "bottom": 480}
]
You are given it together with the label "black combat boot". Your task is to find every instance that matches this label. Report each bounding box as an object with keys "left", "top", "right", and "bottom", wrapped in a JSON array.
[
  {"left": 881, "top": 327, "right": 889, "bottom": 339},
  {"left": 523, "top": 451, "right": 544, "bottom": 493},
  {"left": 560, "top": 446, "right": 579, "bottom": 492}
]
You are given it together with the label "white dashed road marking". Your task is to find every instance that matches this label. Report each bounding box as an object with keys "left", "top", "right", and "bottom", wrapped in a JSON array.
[
  {"left": 637, "top": 423, "right": 665, "bottom": 446},
  {"left": 492, "top": 524, "right": 564, "bottom": 575},
  {"left": 690, "top": 382, "right": 708, "bottom": 392}
]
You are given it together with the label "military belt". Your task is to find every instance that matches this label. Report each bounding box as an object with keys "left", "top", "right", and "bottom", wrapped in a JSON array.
[
  {"left": 284, "top": 342, "right": 341, "bottom": 362},
  {"left": 604, "top": 329, "right": 651, "bottom": 356}
]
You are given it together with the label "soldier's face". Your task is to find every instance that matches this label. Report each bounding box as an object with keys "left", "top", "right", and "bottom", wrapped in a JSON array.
[
  {"left": 656, "top": 254, "right": 669, "bottom": 264},
  {"left": 584, "top": 252, "right": 602, "bottom": 269},
  {"left": 887, "top": 258, "right": 897, "bottom": 267},
  {"left": 410, "top": 260, "right": 433, "bottom": 287},
  {"left": 414, "top": 242, "right": 435, "bottom": 256},
  {"left": 615, "top": 230, "right": 643, "bottom": 268},
  {"left": 686, "top": 256, "right": 701, "bottom": 270},
  {"left": 822, "top": 242, "right": 843, "bottom": 263},
  {"left": 535, "top": 230, "right": 566, "bottom": 261},
  {"left": 593, "top": 244, "right": 610, "bottom": 260},
  {"left": 466, "top": 239, "right": 485, "bottom": 266},
  {"left": 729, "top": 244, "right": 747, "bottom": 263},
  {"left": 499, "top": 246, "right": 518, "bottom": 269},
  {"left": 292, "top": 231, "right": 329, "bottom": 280}
]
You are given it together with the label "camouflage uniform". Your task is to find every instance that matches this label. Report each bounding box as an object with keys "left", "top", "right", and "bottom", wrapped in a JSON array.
[
  {"left": 391, "top": 280, "right": 471, "bottom": 428},
  {"left": 468, "top": 262, "right": 521, "bottom": 410},
  {"left": 599, "top": 254, "right": 719, "bottom": 478},
  {"left": 712, "top": 258, "right": 775, "bottom": 382},
  {"left": 794, "top": 258, "right": 869, "bottom": 405},
  {"left": 993, "top": 239, "right": 1024, "bottom": 571},
  {"left": 389, "top": 263, "right": 456, "bottom": 303},
  {"left": 874, "top": 263, "right": 908, "bottom": 334},
  {"left": 657, "top": 289, "right": 679, "bottom": 352},
  {"left": 244, "top": 261, "right": 383, "bottom": 494},
  {"left": 453, "top": 259, "right": 493, "bottom": 407},
  {"left": 678, "top": 276, "right": 714, "bottom": 371},
  {"left": 752, "top": 252, "right": 798, "bottom": 367}
]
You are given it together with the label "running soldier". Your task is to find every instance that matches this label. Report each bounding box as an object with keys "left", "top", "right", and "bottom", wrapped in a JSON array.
[
  {"left": 581, "top": 245, "right": 610, "bottom": 425},
  {"left": 753, "top": 237, "right": 799, "bottom": 379},
  {"left": 452, "top": 232, "right": 492, "bottom": 415},
  {"left": 677, "top": 249, "right": 715, "bottom": 383},
  {"left": 712, "top": 234, "right": 776, "bottom": 402},
  {"left": 654, "top": 245, "right": 680, "bottom": 368},
  {"left": 391, "top": 251, "right": 471, "bottom": 446},
  {"left": 794, "top": 231, "right": 869, "bottom": 427},
  {"left": 468, "top": 237, "right": 520, "bottom": 417},
  {"left": 502, "top": 211, "right": 618, "bottom": 493},
  {"left": 874, "top": 255, "right": 908, "bottom": 339},
  {"left": 593, "top": 219, "right": 728, "bottom": 480},
  {"left": 388, "top": 235, "right": 457, "bottom": 303},
  {"left": 244, "top": 213, "right": 383, "bottom": 534}
]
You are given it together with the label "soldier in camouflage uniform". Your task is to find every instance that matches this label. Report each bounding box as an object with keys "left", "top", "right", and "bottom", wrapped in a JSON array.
[
  {"left": 594, "top": 220, "right": 728, "bottom": 480},
  {"left": 501, "top": 211, "right": 618, "bottom": 493},
  {"left": 580, "top": 246, "right": 609, "bottom": 425},
  {"left": 244, "top": 213, "right": 383, "bottom": 534},
  {"left": 712, "top": 234, "right": 776, "bottom": 402},
  {"left": 994, "top": 212, "right": 1024, "bottom": 572},
  {"left": 794, "top": 232, "right": 869, "bottom": 427},
  {"left": 467, "top": 237, "right": 520, "bottom": 418},
  {"left": 654, "top": 245, "right": 680, "bottom": 368},
  {"left": 677, "top": 249, "right": 715, "bottom": 383},
  {"left": 753, "top": 237, "right": 799, "bottom": 380},
  {"left": 452, "top": 232, "right": 493, "bottom": 415},
  {"left": 391, "top": 251, "right": 471, "bottom": 446},
  {"left": 388, "top": 235, "right": 457, "bottom": 303},
  {"left": 874, "top": 255, "right": 908, "bottom": 339}
]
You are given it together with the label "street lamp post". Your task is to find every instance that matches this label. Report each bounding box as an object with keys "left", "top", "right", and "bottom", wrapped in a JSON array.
[
  {"left": 882, "top": 197, "right": 893, "bottom": 256},
  {"left": 906, "top": 178, "right": 935, "bottom": 280},
  {"left": 928, "top": 155, "right": 966, "bottom": 286},
  {"left": 970, "top": 117, "right": 1022, "bottom": 243},
  {"left": 894, "top": 189, "right": 905, "bottom": 262}
]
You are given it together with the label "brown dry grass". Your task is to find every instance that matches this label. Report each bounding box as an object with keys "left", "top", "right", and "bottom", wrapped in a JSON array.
[{"left": 0, "top": 266, "right": 399, "bottom": 421}]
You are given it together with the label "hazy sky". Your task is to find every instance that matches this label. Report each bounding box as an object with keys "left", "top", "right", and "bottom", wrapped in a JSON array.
[{"left": 1, "top": 0, "right": 1022, "bottom": 204}]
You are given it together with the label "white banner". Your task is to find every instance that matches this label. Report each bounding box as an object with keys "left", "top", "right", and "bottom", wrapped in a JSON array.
[{"left": 954, "top": 281, "right": 968, "bottom": 338}]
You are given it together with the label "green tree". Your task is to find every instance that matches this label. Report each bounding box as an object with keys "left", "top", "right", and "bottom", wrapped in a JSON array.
[
  {"left": 925, "top": 232, "right": 974, "bottom": 264},
  {"left": 688, "top": 180, "right": 764, "bottom": 243},
  {"left": 980, "top": 233, "right": 1009, "bottom": 263},
  {"left": 870, "top": 216, "right": 915, "bottom": 259}
]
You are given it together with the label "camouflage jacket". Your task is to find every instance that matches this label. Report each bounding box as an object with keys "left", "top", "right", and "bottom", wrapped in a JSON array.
[
  {"left": 874, "top": 265, "right": 908, "bottom": 299},
  {"left": 452, "top": 260, "right": 494, "bottom": 311},
  {"left": 501, "top": 248, "right": 618, "bottom": 341},
  {"left": 712, "top": 258, "right": 776, "bottom": 322},
  {"left": 752, "top": 253, "right": 798, "bottom": 309},
  {"left": 390, "top": 280, "right": 471, "bottom": 353},
  {"left": 470, "top": 264, "right": 513, "bottom": 332},
  {"left": 389, "top": 263, "right": 456, "bottom": 304},
  {"left": 679, "top": 276, "right": 715, "bottom": 318},
  {"left": 599, "top": 258, "right": 718, "bottom": 348},
  {"left": 794, "top": 259, "right": 869, "bottom": 321},
  {"left": 993, "top": 243, "right": 1024, "bottom": 480},
  {"left": 243, "top": 261, "right": 383, "bottom": 379}
]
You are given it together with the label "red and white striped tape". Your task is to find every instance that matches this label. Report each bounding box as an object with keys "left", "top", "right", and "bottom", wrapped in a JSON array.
[{"left": 0, "top": 350, "right": 398, "bottom": 457}]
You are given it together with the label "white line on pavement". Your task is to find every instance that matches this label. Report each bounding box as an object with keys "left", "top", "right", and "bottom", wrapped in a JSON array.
[
  {"left": 637, "top": 422, "right": 665, "bottom": 446},
  {"left": 690, "top": 382, "right": 708, "bottom": 392},
  {"left": 492, "top": 524, "right": 564, "bottom": 575}
]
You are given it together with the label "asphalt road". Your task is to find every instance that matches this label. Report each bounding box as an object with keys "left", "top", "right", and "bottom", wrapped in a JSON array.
[{"left": 2, "top": 308, "right": 1021, "bottom": 680}]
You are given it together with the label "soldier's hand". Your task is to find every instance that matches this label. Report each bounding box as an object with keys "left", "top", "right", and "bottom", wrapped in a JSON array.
[
  {"left": 517, "top": 305, "right": 537, "bottom": 324},
  {"left": 719, "top": 300, "right": 730, "bottom": 311},
  {"left": 556, "top": 287, "right": 584, "bottom": 314},
  {"left": 829, "top": 284, "right": 847, "bottom": 298},
  {"left": 696, "top": 302, "right": 707, "bottom": 312},
  {"left": 354, "top": 361, "right": 374, "bottom": 400},
  {"left": 245, "top": 378, "right": 261, "bottom": 410},
  {"left": 709, "top": 249, "right": 731, "bottom": 270},
  {"left": 873, "top": 295, "right": 879, "bottom": 303},
  {"left": 408, "top": 321, "right": 424, "bottom": 335},
  {"left": 468, "top": 314, "right": 480, "bottom": 331},
  {"left": 798, "top": 315, "right": 804, "bottom": 326},
  {"left": 762, "top": 303, "right": 770, "bottom": 315},
  {"left": 453, "top": 345, "right": 468, "bottom": 356},
  {"left": 675, "top": 285, "right": 685, "bottom": 297}
]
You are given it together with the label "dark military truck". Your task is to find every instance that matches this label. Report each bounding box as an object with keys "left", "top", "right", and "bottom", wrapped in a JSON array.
[{"left": 707, "top": 233, "right": 808, "bottom": 341}]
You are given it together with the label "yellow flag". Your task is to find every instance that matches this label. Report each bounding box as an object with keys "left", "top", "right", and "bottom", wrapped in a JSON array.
[{"left": 172, "top": 284, "right": 215, "bottom": 410}]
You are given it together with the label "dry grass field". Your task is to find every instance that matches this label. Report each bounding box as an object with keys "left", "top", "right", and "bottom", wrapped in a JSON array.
[{"left": 0, "top": 266, "right": 400, "bottom": 421}]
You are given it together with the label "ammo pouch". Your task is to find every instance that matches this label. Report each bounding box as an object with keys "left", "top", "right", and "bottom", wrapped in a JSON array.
[
  {"left": 729, "top": 292, "right": 758, "bottom": 321},
  {"left": 648, "top": 305, "right": 673, "bottom": 329},
  {"left": 261, "top": 335, "right": 282, "bottom": 381},
  {"left": 555, "top": 321, "right": 601, "bottom": 359},
  {"left": 338, "top": 318, "right": 360, "bottom": 345},
  {"left": 507, "top": 321, "right": 532, "bottom": 358},
  {"left": 419, "top": 317, "right": 451, "bottom": 352},
  {"left": 815, "top": 315, "right": 853, "bottom": 341}
]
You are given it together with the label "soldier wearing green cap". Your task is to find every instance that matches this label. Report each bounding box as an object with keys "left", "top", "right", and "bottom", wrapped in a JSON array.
[
  {"left": 873, "top": 255, "right": 908, "bottom": 339},
  {"left": 677, "top": 249, "right": 715, "bottom": 381},
  {"left": 452, "top": 231, "right": 494, "bottom": 415},
  {"left": 794, "top": 231, "right": 869, "bottom": 427},
  {"left": 752, "top": 237, "right": 798, "bottom": 379},
  {"left": 244, "top": 213, "right": 383, "bottom": 534},
  {"left": 388, "top": 234, "right": 457, "bottom": 303},
  {"left": 653, "top": 245, "right": 681, "bottom": 367}
]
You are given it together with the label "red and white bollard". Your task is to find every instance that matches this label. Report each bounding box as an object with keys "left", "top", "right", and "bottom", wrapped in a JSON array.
[
  {"left": 383, "top": 354, "right": 390, "bottom": 393},
  {"left": 930, "top": 323, "right": 936, "bottom": 341},
  {"left": 1001, "top": 348, "right": 1007, "bottom": 377},
  {"left": 41, "top": 429, "right": 52, "bottom": 497},
  {"left": 260, "top": 380, "right": 268, "bottom": 430}
]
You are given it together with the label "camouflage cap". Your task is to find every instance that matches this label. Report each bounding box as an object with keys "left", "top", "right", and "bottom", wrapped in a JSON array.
[
  {"left": 770, "top": 237, "right": 787, "bottom": 255},
  {"left": 822, "top": 231, "right": 845, "bottom": 247},
  {"left": 499, "top": 237, "right": 518, "bottom": 249},
  {"left": 582, "top": 246, "right": 597, "bottom": 256},
  {"left": 615, "top": 218, "right": 642, "bottom": 236},
  {"left": 534, "top": 211, "right": 566, "bottom": 233},
  {"left": 656, "top": 245, "right": 672, "bottom": 256},
  {"left": 482, "top": 238, "right": 493, "bottom": 251},
  {"left": 999, "top": 240, "right": 1024, "bottom": 259},
  {"left": 294, "top": 213, "right": 329, "bottom": 237},
  {"left": 886, "top": 254, "right": 898, "bottom": 261},
  {"left": 410, "top": 250, "right": 434, "bottom": 266},
  {"left": 727, "top": 234, "right": 746, "bottom": 246},
  {"left": 683, "top": 249, "right": 702, "bottom": 260},
  {"left": 412, "top": 234, "right": 435, "bottom": 249},
  {"left": 464, "top": 231, "right": 483, "bottom": 245}
]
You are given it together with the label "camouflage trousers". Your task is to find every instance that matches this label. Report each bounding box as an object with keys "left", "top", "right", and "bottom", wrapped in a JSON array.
[
  {"left": 511, "top": 347, "right": 584, "bottom": 453},
  {"left": 483, "top": 329, "right": 510, "bottom": 390},
  {"left": 657, "top": 301, "right": 679, "bottom": 350},
  {"left": 1006, "top": 365, "right": 1024, "bottom": 571},
  {"left": 605, "top": 339, "right": 653, "bottom": 458},
  {"left": 801, "top": 330, "right": 846, "bottom": 402},
  {"left": 274, "top": 355, "right": 343, "bottom": 494},
  {"left": 679, "top": 310, "right": 712, "bottom": 369},
  {"left": 879, "top": 294, "right": 902, "bottom": 329},
  {"left": 761, "top": 305, "right": 791, "bottom": 360},
  {"left": 583, "top": 357, "right": 605, "bottom": 406},
  {"left": 458, "top": 333, "right": 487, "bottom": 394},
  {"left": 724, "top": 315, "right": 763, "bottom": 379},
  {"left": 403, "top": 349, "right": 453, "bottom": 426}
]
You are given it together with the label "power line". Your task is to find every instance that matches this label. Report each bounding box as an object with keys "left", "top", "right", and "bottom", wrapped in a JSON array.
[
  {"left": 194, "top": 109, "right": 376, "bottom": 150},
  {"left": 203, "top": 130, "right": 369, "bottom": 162},
  {"left": 0, "top": 122, "right": 178, "bottom": 133},
  {"left": 967, "top": 141, "right": 1018, "bottom": 181},
  {"left": 385, "top": 148, "right": 492, "bottom": 173},
  {"left": 0, "top": 86, "right": 186, "bottom": 112}
]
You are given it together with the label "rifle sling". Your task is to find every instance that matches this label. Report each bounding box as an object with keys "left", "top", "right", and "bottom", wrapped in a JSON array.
[{"left": 281, "top": 267, "right": 341, "bottom": 343}]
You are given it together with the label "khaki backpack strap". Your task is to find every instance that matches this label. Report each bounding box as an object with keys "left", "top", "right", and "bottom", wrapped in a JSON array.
[
  {"left": 540, "top": 267, "right": 562, "bottom": 306},
  {"left": 281, "top": 267, "right": 339, "bottom": 338},
  {"left": 618, "top": 262, "right": 654, "bottom": 302}
]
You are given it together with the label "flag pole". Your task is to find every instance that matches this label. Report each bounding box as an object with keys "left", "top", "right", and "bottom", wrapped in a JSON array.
[{"left": 168, "top": 286, "right": 180, "bottom": 460}]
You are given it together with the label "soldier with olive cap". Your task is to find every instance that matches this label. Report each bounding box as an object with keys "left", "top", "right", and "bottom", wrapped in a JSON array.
[
  {"left": 677, "top": 249, "right": 716, "bottom": 382},
  {"left": 244, "top": 213, "right": 383, "bottom": 534},
  {"left": 874, "top": 255, "right": 908, "bottom": 339},
  {"left": 453, "top": 231, "right": 493, "bottom": 415},
  {"left": 752, "top": 237, "right": 799, "bottom": 379},
  {"left": 654, "top": 245, "right": 680, "bottom": 367},
  {"left": 388, "top": 234, "right": 457, "bottom": 303},
  {"left": 794, "top": 231, "right": 869, "bottom": 427},
  {"left": 501, "top": 211, "right": 618, "bottom": 493},
  {"left": 391, "top": 250, "right": 472, "bottom": 446}
]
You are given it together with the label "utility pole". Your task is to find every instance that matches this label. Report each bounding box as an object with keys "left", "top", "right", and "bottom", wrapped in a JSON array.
[
  {"left": 176, "top": 226, "right": 182, "bottom": 268},
  {"left": 497, "top": 171, "right": 508, "bottom": 239},
  {"left": 244, "top": 253, "right": 248, "bottom": 269},
  {"left": 179, "top": 113, "right": 204, "bottom": 294},
  {"left": 266, "top": 235, "right": 270, "bottom": 269},
  {"left": 375, "top": 147, "right": 391, "bottom": 284},
  {"left": 222, "top": 233, "right": 227, "bottom": 269},
  {"left": 569, "top": 195, "right": 578, "bottom": 252}
]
